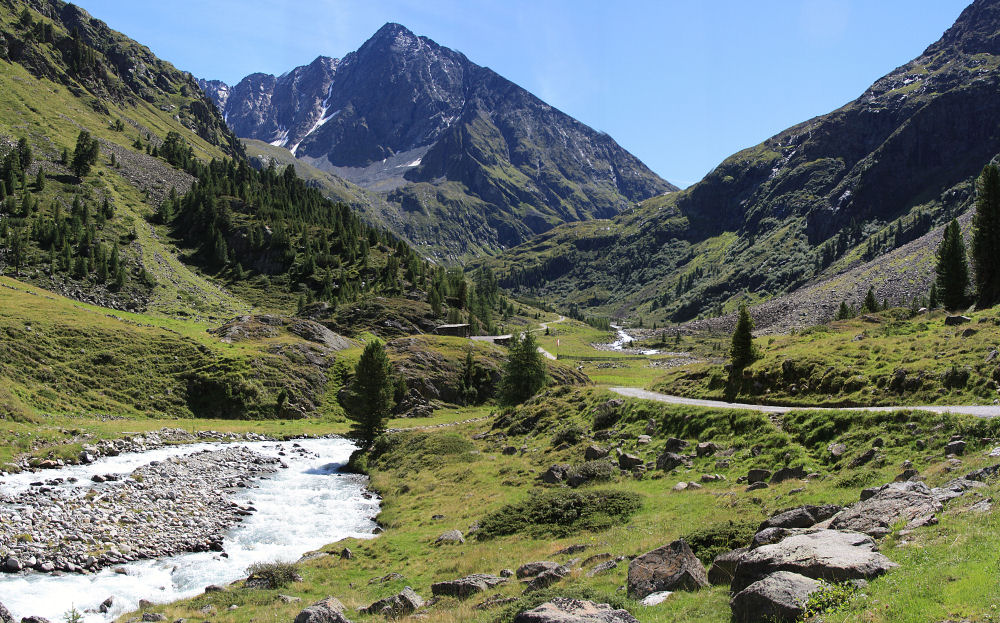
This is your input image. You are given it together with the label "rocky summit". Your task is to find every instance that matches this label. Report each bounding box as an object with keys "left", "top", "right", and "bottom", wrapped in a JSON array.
[{"left": 200, "top": 23, "right": 675, "bottom": 261}]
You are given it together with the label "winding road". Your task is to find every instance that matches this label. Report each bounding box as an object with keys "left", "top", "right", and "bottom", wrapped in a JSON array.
[{"left": 609, "top": 386, "right": 1000, "bottom": 418}]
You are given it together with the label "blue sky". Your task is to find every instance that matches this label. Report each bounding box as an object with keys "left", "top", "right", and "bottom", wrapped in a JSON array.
[{"left": 76, "top": 0, "right": 970, "bottom": 188}]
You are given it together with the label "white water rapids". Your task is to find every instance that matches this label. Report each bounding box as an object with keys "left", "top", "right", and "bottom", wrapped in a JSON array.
[
  {"left": 609, "top": 324, "right": 659, "bottom": 355},
  {"left": 0, "top": 437, "right": 379, "bottom": 623}
]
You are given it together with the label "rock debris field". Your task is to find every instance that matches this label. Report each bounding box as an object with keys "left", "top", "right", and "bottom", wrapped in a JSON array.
[{"left": 0, "top": 447, "right": 282, "bottom": 575}]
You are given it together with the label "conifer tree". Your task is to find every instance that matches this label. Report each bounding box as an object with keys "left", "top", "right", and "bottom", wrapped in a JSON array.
[
  {"left": 928, "top": 282, "right": 939, "bottom": 309},
  {"left": 729, "top": 303, "right": 758, "bottom": 370},
  {"left": 497, "top": 332, "right": 547, "bottom": 405},
  {"left": 936, "top": 219, "right": 969, "bottom": 311},
  {"left": 972, "top": 163, "right": 1000, "bottom": 307},
  {"left": 342, "top": 339, "right": 395, "bottom": 447},
  {"left": 862, "top": 287, "right": 879, "bottom": 313}
]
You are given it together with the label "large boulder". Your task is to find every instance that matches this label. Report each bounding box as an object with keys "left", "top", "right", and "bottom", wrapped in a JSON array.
[
  {"left": 707, "top": 547, "right": 748, "bottom": 585},
  {"left": 431, "top": 574, "right": 506, "bottom": 599},
  {"left": 729, "top": 571, "right": 822, "bottom": 623},
  {"left": 770, "top": 466, "right": 807, "bottom": 484},
  {"left": 731, "top": 529, "right": 897, "bottom": 593},
  {"left": 656, "top": 451, "right": 688, "bottom": 471},
  {"left": 434, "top": 530, "right": 465, "bottom": 545},
  {"left": 759, "top": 505, "right": 842, "bottom": 531},
  {"left": 513, "top": 598, "right": 639, "bottom": 623},
  {"left": 293, "top": 598, "right": 350, "bottom": 623},
  {"left": 361, "top": 587, "right": 423, "bottom": 618},
  {"left": 524, "top": 567, "right": 568, "bottom": 593},
  {"left": 0, "top": 602, "right": 13, "bottom": 623},
  {"left": 830, "top": 481, "right": 941, "bottom": 538},
  {"left": 627, "top": 539, "right": 708, "bottom": 599}
]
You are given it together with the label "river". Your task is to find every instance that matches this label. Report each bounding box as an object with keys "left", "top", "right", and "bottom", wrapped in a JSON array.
[{"left": 0, "top": 437, "right": 378, "bottom": 623}]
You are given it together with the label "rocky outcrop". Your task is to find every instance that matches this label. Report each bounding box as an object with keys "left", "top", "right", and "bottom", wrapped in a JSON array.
[
  {"left": 731, "top": 530, "right": 897, "bottom": 593},
  {"left": 830, "top": 481, "right": 941, "bottom": 538},
  {"left": 729, "top": 571, "right": 821, "bottom": 623},
  {"left": 627, "top": 540, "right": 708, "bottom": 598},
  {"left": 513, "top": 598, "right": 639, "bottom": 623}
]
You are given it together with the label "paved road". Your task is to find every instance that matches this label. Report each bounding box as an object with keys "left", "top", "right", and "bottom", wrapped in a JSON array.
[
  {"left": 534, "top": 315, "right": 565, "bottom": 360},
  {"left": 609, "top": 386, "right": 1000, "bottom": 418}
]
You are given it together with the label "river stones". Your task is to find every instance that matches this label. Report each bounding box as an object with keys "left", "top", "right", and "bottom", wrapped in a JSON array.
[
  {"left": 0, "top": 601, "right": 14, "bottom": 623},
  {"left": 0, "top": 447, "right": 282, "bottom": 575}
]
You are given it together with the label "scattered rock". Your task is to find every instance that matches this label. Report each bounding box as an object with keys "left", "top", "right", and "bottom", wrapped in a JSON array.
[
  {"left": 746, "top": 482, "right": 769, "bottom": 492},
  {"left": 759, "top": 505, "right": 842, "bottom": 531},
  {"left": 542, "top": 465, "right": 571, "bottom": 484},
  {"left": 849, "top": 448, "right": 878, "bottom": 468},
  {"left": 587, "top": 556, "right": 626, "bottom": 577},
  {"left": 340, "top": 548, "right": 353, "bottom": 560},
  {"left": 361, "top": 587, "right": 424, "bottom": 618},
  {"left": 944, "top": 315, "right": 972, "bottom": 326},
  {"left": 431, "top": 574, "right": 507, "bottom": 599},
  {"left": 516, "top": 561, "right": 564, "bottom": 579},
  {"left": 584, "top": 445, "right": 609, "bottom": 461},
  {"left": 827, "top": 443, "right": 847, "bottom": 458},
  {"left": 655, "top": 451, "right": 687, "bottom": 472},
  {"left": 729, "top": 571, "right": 821, "bottom": 623},
  {"left": 695, "top": 442, "right": 718, "bottom": 457},
  {"left": 747, "top": 469, "right": 771, "bottom": 484},
  {"left": 945, "top": 440, "right": 967, "bottom": 456},
  {"left": 618, "top": 453, "right": 643, "bottom": 470},
  {"left": 770, "top": 466, "right": 806, "bottom": 484},
  {"left": 524, "top": 567, "right": 568, "bottom": 593},
  {"left": 142, "top": 614, "right": 167, "bottom": 622},
  {"left": 627, "top": 539, "right": 708, "bottom": 599},
  {"left": 434, "top": 530, "right": 465, "bottom": 545},
  {"left": 293, "top": 597, "right": 350, "bottom": 623},
  {"left": 638, "top": 591, "right": 673, "bottom": 606},
  {"left": 513, "top": 598, "right": 639, "bottom": 623}
]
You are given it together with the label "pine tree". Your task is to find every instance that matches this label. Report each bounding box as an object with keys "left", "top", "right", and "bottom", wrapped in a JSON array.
[
  {"left": 835, "top": 301, "right": 854, "bottom": 320},
  {"left": 342, "top": 340, "right": 395, "bottom": 447},
  {"left": 862, "top": 287, "right": 879, "bottom": 313},
  {"left": 497, "top": 332, "right": 548, "bottom": 405},
  {"left": 928, "top": 282, "right": 938, "bottom": 309},
  {"left": 972, "top": 163, "right": 1000, "bottom": 307},
  {"left": 70, "top": 131, "right": 99, "bottom": 178},
  {"left": 730, "top": 303, "right": 758, "bottom": 370},
  {"left": 936, "top": 219, "right": 969, "bottom": 311}
]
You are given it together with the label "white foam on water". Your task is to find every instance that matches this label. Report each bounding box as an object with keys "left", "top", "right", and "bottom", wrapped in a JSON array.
[{"left": 0, "top": 437, "right": 378, "bottom": 622}]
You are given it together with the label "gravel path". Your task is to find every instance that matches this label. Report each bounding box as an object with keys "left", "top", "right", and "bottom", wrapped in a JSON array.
[{"left": 609, "top": 387, "right": 1000, "bottom": 419}]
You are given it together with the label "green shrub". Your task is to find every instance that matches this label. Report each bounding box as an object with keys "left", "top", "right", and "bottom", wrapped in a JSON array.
[
  {"left": 552, "top": 423, "right": 586, "bottom": 446},
  {"left": 245, "top": 560, "right": 301, "bottom": 589},
  {"left": 476, "top": 489, "right": 642, "bottom": 540},
  {"left": 682, "top": 520, "right": 758, "bottom": 565},
  {"left": 566, "top": 460, "right": 615, "bottom": 486},
  {"left": 802, "top": 581, "right": 861, "bottom": 618}
]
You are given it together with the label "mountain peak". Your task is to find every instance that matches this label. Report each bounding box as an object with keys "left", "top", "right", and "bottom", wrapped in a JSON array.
[
  {"left": 925, "top": 0, "right": 1000, "bottom": 56},
  {"left": 366, "top": 22, "right": 420, "bottom": 50}
]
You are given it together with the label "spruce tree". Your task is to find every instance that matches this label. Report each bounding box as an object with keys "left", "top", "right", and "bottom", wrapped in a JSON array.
[
  {"left": 497, "top": 332, "right": 548, "bottom": 405},
  {"left": 929, "top": 282, "right": 938, "bottom": 309},
  {"left": 936, "top": 219, "right": 969, "bottom": 311},
  {"left": 972, "top": 163, "right": 1000, "bottom": 307},
  {"left": 862, "top": 287, "right": 879, "bottom": 313},
  {"left": 730, "top": 303, "right": 758, "bottom": 370},
  {"left": 342, "top": 339, "right": 395, "bottom": 447}
]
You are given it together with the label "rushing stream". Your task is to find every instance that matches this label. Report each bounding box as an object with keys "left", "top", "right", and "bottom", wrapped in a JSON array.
[
  {"left": 609, "top": 324, "right": 659, "bottom": 355},
  {"left": 0, "top": 437, "right": 379, "bottom": 623}
]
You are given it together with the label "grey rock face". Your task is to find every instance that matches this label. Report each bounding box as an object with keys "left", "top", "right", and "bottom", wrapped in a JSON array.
[
  {"left": 513, "top": 598, "right": 639, "bottom": 623},
  {"left": 627, "top": 539, "right": 708, "bottom": 598},
  {"left": 830, "top": 481, "right": 941, "bottom": 538},
  {"left": 731, "top": 529, "right": 898, "bottom": 593},
  {"left": 730, "top": 571, "right": 822, "bottom": 623}
]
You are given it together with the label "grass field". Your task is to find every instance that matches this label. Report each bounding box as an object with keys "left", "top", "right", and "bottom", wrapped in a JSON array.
[{"left": 109, "top": 387, "right": 1000, "bottom": 623}]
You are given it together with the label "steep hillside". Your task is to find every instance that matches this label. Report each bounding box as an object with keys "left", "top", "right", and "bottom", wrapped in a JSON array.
[
  {"left": 200, "top": 23, "right": 675, "bottom": 262},
  {"left": 490, "top": 0, "right": 1000, "bottom": 327}
]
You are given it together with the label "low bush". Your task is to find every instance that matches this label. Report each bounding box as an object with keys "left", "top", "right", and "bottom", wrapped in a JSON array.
[
  {"left": 244, "top": 560, "right": 301, "bottom": 589},
  {"left": 682, "top": 519, "right": 758, "bottom": 565},
  {"left": 476, "top": 489, "right": 642, "bottom": 540}
]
